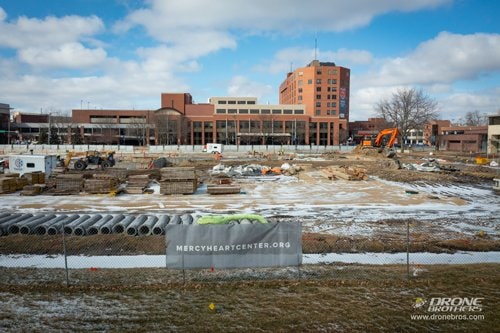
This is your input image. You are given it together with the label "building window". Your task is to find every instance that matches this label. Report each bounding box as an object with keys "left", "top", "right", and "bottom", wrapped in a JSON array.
[
  {"left": 332, "top": 87, "right": 337, "bottom": 92},
  {"left": 250, "top": 109, "right": 259, "bottom": 114},
  {"left": 316, "top": 102, "right": 321, "bottom": 107},
  {"left": 239, "top": 109, "right": 248, "bottom": 114},
  {"left": 327, "top": 87, "right": 331, "bottom": 92},
  {"left": 316, "top": 94, "right": 321, "bottom": 99},
  {"left": 332, "top": 110, "right": 337, "bottom": 115},
  {"left": 316, "top": 87, "right": 321, "bottom": 92},
  {"left": 218, "top": 100, "right": 227, "bottom": 104},
  {"left": 216, "top": 109, "right": 226, "bottom": 114},
  {"left": 294, "top": 109, "right": 304, "bottom": 114},
  {"left": 328, "top": 69, "right": 337, "bottom": 75},
  {"left": 228, "top": 109, "right": 237, "bottom": 114},
  {"left": 332, "top": 95, "right": 337, "bottom": 100},
  {"left": 327, "top": 102, "right": 331, "bottom": 107},
  {"left": 316, "top": 79, "right": 321, "bottom": 84},
  {"left": 298, "top": 71, "right": 303, "bottom": 76},
  {"left": 332, "top": 102, "right": 337, "bottom": 107},
  {"left": 298, "top": 88, "right": 303, "bottom": 93},
  {"left": 298, "top": 95, "right": 302, "bottom": 101},
  {"left": 315, "top": 110, "right": 321, "bottom": 116},
  {"left": 331, "top": 79, "right": 337, "bottom": 84},
  {"left": 237, "top": 101, "right": 246, "bottom": 104},
  {"left": 228, "top": 100, "right": 236, "bottom": 104},
  {"left": 298, "top": 80, "right": 303, "bottom": 86},
  {"left": 272, "top": 109, "right": 281, "bottom": 114},
  {"left": 262, "top": 109, "right": 270, "bottom": 114},
  {"left": 283, "top": 109, "right": 293, "bottom": 114},
  {"left": 247, "top": 101, "right": 256, "bottom": 104},
  {"left": 308, "top": 79, "right": 312, "bottom": 84},
  {"left": 317, "top": 70, "right": 322, "bottom": 75}
]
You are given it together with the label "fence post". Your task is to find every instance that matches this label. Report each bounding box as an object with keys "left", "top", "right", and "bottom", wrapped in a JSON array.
[
  {"left": 62, "top": 221, "right": 70, "bottom": 287},
  {"left": 406, "top": 220, "right": 410, "bottom": 279}
]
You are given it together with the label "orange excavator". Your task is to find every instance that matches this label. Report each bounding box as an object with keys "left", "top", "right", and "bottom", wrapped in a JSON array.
[{"left": 362, "top": 128, "right": 399, "bottom": 149}]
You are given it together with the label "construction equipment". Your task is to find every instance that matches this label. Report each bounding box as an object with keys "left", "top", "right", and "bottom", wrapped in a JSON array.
[
  {"left": 362, "top": 128, "right": 399, "bottom": 149},
  {"left": 62, "top": 151, "right": 116, "bottom": 171}
]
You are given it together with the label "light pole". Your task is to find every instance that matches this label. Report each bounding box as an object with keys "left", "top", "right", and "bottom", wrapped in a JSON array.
[
  {"left": 7, "top": 107, "right": 14, "bottom": 145},
  {"left": 48, "top": 113, "right": 52, "bottom": 145}
]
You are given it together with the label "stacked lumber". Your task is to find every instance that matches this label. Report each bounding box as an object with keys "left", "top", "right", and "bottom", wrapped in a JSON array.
[
  {"left": 159, "top": 167, "right": 197, "bottom": 195},
  {"left": 207, "top": 175, "right": 240, "bottom": 195},
  {"left": 127, "top": 169, "right": 161, "bottom": 180},
  {"left": 20, "top": 184, "right": 45, "bottom": 196},
  {"left": 84, "top": 174, "right": 120, "bottom": 194},
  {"left": 321, "top": 166, "right": 369, "bottom": 181},
  {"left": 15, "top": 177, "right": 29, "bottom": 190},
  {"left": 104, "top": 168, "right": 129, "bottom": 181},
  {"left": 207, "top": 184, "right": 241, "bottom": 195},
  {"left": 126, "top": 174, "right": 151, "bottom": 194},
  {"left": 55, "top": 174, "right": 84, "bottom": 193},
  {"left": 0, "top": 177, "right": 17, "bottom": 194},
  {"left": 24, "top": 171, "right": 45, "bottom": 184}
]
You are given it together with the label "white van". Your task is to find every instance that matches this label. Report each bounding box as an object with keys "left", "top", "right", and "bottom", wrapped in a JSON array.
[{"left": 203, "top": 143, "right": 223, "bottom": 154}]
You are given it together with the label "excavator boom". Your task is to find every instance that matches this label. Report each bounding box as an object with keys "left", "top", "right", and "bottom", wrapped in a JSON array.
[{"left": 374, "top": 128, "right": 399, "bottom": 148}]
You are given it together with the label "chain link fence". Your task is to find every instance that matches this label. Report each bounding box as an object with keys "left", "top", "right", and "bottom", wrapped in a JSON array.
[{"left": 0, "top": 212, "right": 497, "bottom": 287}]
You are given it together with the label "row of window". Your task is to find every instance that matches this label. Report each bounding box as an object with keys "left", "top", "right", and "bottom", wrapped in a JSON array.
[
  {"left": 215, "top": 109, "right": 304, "bottom": 115},
  {"left": 216, "top": 100, "right": 256, "bottom": 105},
  {"left": 298, "top": 79, "right": 338, "bottom": 86},
  {"left": 315, "top": 110, "right": 337, "bottom": 116}
]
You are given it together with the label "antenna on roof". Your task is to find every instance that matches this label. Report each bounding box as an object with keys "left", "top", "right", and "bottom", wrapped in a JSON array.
[{"left": 314, "top": 36, "right": 318, "bottom": 61}]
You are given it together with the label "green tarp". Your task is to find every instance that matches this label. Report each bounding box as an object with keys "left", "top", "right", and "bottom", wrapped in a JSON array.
[{"left": 197, "top": 214, "right": 268, "bottom": 225}]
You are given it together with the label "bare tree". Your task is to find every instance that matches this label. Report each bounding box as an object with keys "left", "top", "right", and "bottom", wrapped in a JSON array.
[
  {"left": 376, "top": 88, "right": 438, "bottom": 150},
  {"left": 458, "top": 110, "right": 488, "bottom": 126}
]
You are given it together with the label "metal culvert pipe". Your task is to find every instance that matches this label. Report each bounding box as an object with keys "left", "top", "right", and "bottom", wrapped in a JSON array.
[
  {"left": 152, "top": 215, "right": 170, "bottom": 235},
  {"left": 73, "top": 215, "right": 103, "bottom": 236},
  {"left": 100, "top": 215, "right": 125, "bottom": 234},
  {"left": 112, "top": 215, "right": 136, "bottom": 234},
  {"left": 8, "top": 214, "right": 47, "bottom": 234},
  {"left": 0, "top": 214, "right": 34, "bottom": 235},
  {"left": 46, "top": 215, "right": 80, "bottom": 235},
  {"left": 0, "top": 213, "right": 19, "bottom": 224},
  {"left": 0, "top": 213, "right": 11, "bottom": 221},
  {"left": 138, "top": 216, "right": 159, "bottom": 236},
  {"left": 87, "top": 215, "right": 113, "bottom": 235},
  {"left": 20, "top": 215, "right": 57, "bottom": 235},
  {"left": 181, "top": 214, "right": 193, "bottom": 225},
  {"left": 64, "top": 215, "right": 90, "bottom": 234},
  {"left": 34, "top": 215, "right": 68, "bottom": 235},
  {"left": 126, "top": 215, "right": 148, "bottom": 236}
]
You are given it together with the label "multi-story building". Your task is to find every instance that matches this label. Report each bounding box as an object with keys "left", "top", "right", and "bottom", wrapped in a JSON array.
[
  {"left": 279, "top": 60, "right": 350, "bottom": 145},
  {"left": 424, "top": 120, "right": 451, "bottom": 148},
  {"left": 487, "top": 114, "right": 500, "bottom": 155},
  {"left": 440, "top": 125, "right": 488, "bottom": 153},
  {"left": 0, "top": 103, "right": 11, "bottom": 144}
]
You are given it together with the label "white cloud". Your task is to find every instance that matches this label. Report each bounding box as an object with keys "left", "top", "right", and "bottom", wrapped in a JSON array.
[
  {"left": 227, "top": 76, "right": 273, "bottom": 101},
  {"left": 18, "top": 43, "right": 107, "bottom": 69},
  {"left": 363, "top": 32, "right": 500, "bottom": 86},
  {"left": 0, "top": 12, "right": 104, "bottom": 49}
]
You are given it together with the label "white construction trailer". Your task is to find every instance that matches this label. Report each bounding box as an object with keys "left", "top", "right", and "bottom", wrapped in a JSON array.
[{"left": 9, "top": 154, "right": 58, "bottom": 176}]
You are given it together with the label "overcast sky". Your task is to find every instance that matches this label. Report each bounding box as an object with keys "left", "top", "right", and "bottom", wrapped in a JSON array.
[{"left": 0, "top": 0, "right": 499, "bottom": 121}]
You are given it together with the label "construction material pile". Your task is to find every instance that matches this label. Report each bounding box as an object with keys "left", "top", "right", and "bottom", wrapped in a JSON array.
[
  {"left": 321, "top": 165, "right": 369, "bottom": 181},
  {"left": 54, "top": 174, "right": 84, "bottom": 194},
  {"left": 207, "top": 175, "right": 241, "bottom": 195},
  {"left": 159, "top": 167, "right": 197, "bottom": 195},
  {"left": 211, "top": 163, "right": 303, "bottom": 178},
  {"left": 84, "top": 174, "right": 120, "bottom": 194},
  {"left": 126, "top": 175, "right": 152, "bottom": 194},
  {"left": 0, "top": 176, "right": 17, "bottom": 194}
]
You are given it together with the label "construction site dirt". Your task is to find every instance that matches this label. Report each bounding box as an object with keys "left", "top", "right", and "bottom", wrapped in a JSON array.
[{"left": 0, "top": 149, "right": 498, "bottom": 254}]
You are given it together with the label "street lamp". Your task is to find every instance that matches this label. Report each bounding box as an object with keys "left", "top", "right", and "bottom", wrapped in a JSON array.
[{"left": 7, "top": 107, "right": 14, "bottom": 145}]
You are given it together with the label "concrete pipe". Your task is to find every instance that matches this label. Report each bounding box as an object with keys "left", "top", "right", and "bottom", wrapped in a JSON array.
[
  {"left": 87, "top": 215, "right": 113, "bottom": 235},
  {"left": 99, "top": 215, "right": 125, "bottom": 234},
  {"left": 34, "top": 215, "right": 68, "bottom": 235},
  {"left": 20, "top": 214, "right": 57, "bottom": 235},
  {"left": 152, "top": 215, "right": 170, "bottom": 235},
  {"left": 112, "top": 215, "right": 136, "bottom": 234},
  {"left": 8, "top": 214, "right": 47, "bottom": 234},
  {"left": 0, "top": 213, "right": 12, "bottom": 221},
  {"left": 46, "top": 215, "right": 80, "bottom": 235},
  {"left": 73, "top": 215, "right": 103, "bottom": 236},
  {"left": 0, "top": 213, "right": 21, "bottom": 224},
  {"left": 170, "top": 215, "right": 181, "bottom": 225},
  {"left": 0, "top": 214, "right": 33, "bottom": 234},
  {"left": 64, "top": 215, "right": 90, "bottom": 234},
  {"left": 126, "top": 215, "right": 148, "bottom": 236},
  {"left": 181, "top": 214, "right": 193, "bottom": 225},
  {"left": 138, "top": 216, "right": 159, "bottom": 236}
]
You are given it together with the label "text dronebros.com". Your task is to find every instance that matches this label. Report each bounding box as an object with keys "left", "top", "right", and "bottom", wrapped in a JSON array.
[
  {"left": 410, "top": 314, "right": 485, "bottom": 321},
  {"left": 176, "top": 242, "right": 291, "bottom": 253}
]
